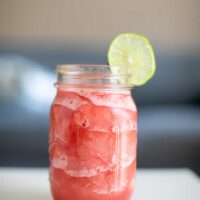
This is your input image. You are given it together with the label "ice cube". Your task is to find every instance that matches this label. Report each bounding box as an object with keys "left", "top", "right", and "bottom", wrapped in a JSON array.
[
  {"left": 78, "top": 91, "right": 136, "bottom": 111},
  {"left": 54, "top": 91, "right": 87, "bottom": 110}
]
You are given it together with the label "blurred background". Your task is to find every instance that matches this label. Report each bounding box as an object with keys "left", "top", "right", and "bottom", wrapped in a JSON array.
[{"left": 0, "top": 0, "right": 200, "bottom": 175}]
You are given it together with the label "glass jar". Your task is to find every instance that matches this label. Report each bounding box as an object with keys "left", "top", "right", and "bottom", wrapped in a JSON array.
[{"left": 49, "top": 65, "right": 137, "bottom": 200}]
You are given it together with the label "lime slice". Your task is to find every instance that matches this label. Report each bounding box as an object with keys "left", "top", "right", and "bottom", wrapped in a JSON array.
[{"left": 108, "top": 33, "right": 156, "bottom": 86}]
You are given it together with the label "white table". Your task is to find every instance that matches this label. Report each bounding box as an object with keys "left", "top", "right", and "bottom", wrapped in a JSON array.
[{"left": 0, "top": 168, "right": 199, "bottom": 200}]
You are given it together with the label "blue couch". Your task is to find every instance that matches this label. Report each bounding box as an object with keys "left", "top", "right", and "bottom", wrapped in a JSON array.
[{"left": 0, "top": 51, "right": 199, "bottom": 175}]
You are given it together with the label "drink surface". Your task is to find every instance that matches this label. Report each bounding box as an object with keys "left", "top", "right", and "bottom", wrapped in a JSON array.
[{"left": 49, "top": 89, "right": 137, "bottom": 200}]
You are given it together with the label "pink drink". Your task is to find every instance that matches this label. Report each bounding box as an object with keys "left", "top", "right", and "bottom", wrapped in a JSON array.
[{"left": 49, "top": 65, "right": 137, "bottom": 200}]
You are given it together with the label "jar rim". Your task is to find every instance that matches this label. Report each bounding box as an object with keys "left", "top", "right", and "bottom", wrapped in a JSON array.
[
  {"left": 57, "top": 64, "right": 127, "bottom": 73},
  {"left": 57, "top": 64, "right": 112, "bottom": 71},
  {"left": 55, "top": 64, "right": 134, "bottom": 90}
]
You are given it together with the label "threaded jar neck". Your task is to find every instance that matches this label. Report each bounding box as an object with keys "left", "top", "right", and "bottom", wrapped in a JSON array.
[{"left": 55, "top": 64, "right": 134, "bottom": 90}]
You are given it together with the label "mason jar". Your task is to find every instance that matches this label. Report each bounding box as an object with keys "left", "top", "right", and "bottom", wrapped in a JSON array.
[{"left": 49, "top": 65, "right": 137, "bottom": 200}]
